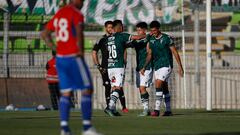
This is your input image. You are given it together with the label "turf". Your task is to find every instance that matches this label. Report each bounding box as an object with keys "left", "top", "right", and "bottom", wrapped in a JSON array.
[{"left": 0, "top": 110, "right": 240, "bottom": 135}]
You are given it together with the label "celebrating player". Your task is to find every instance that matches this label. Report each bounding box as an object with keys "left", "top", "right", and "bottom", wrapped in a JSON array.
[
  {"left": 92, "top": 21, "right": 128, "bottom": 115},
  {"left": 41, "top": 0, "right": 102, "bottom": 135},
  {"left": 126, "top": 22, "right": 153, "bottom": 116},
  {"left": 105, "top": 20, "right": 146, "bottom": 116},
  {"left": 140, "top": 20, "right": 184, "bottom": 117}
]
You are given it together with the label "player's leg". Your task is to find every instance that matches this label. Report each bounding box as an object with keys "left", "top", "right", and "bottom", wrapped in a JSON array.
[
  {"left": 101, "top": 71, "right": 111, "bottom": 110},
  {"left": 48, "top": 83, "right": 59, "bottom": 110},
  {"left": 152, "top": 67, "right": 171, "bottom": 117},
  {"left": 119, "top": 87, "right": 128, "bottom": 113},
  {"left": 119, "top": 72, "right": 128, "bottom": 113},
  {"left": 56, "top": 57, "right": 73, "bottom": 134},
  {"left": 151, "top": 79, "right": 164, "bottom": 117},
  {"left": 74, "top": 57, "right": 102, "bottom": 135},
  {"left": 162, "top": 82, "right": 172, "bottom": 116},
  {"left": 137, "top": 70, "right": 152, "bottom": 116},
  {"left": 107, "top": 68, "right": 125, "bottom": 116}
]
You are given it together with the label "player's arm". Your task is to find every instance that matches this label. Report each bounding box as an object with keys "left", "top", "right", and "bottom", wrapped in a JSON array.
[
  {"left": 41, "top": 29, "right": 56, "bottom": 51},
  {"left": 130, "top": 34, "right": 146, "bottom": 40},
  {"left": 76, "top": 22, "right": 84, "bottom": 58},
  {"left": 92, "top": 39, "right": 107, "bottom": 74},
  {"left": 140, "top": 43, "right": 152, "bottom": 75},
  {"left": 170, "top": 46, "right": 184, "bottom": 77}
]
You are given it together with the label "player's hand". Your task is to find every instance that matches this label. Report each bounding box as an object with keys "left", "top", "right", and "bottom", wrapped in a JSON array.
[
  {"left": 179, "top": 67, "right": 184, "bottom": 77},
  {"left": 140, "top": 68, "right": 145, "bottom": 76},
  {"left": 97, "top": 64, "right": 107, "bottom": 74}
]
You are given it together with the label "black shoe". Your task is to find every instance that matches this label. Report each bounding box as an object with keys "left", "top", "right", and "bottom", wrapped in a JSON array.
[
  {"left": 162, "top": 111, "right": 173, "bottom": 116},
  {"left": 112, "top": 110, "right": 121, "bottom": 116}
]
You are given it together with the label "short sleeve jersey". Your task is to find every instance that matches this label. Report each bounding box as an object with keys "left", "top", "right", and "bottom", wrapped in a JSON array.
[
  {"left": 131, "top": 34, "right": 152, "bottom": 71},
  {"left": 92, "top": 35, "right": 109, "bottom": 68},
  {"left": 149, "top": 33, "right": 174, "bottom": 70},
  {"left": 107, "top": 32, "right": 131, "bottom": 68},
  {"left": 46, "top": 5, "right": 84, "bottom": 55}
]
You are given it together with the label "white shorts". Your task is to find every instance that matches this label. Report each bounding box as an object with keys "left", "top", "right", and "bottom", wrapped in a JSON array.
[
  {"left": 154, "top": 66, "right": 172, "bottom": 82},
  {"left": 136, "top": 69, "right": 153, "bottom": 88},
  {"left": 108, "top": 68, "right": 125, "bottom": 87}
]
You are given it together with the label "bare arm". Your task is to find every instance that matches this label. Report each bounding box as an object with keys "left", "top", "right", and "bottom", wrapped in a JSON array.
[
  {"left": 41, "top": 29, "right": 55, "bottom": 51},
  {"left": 170, "top": 46, "right": 184, "bottom": 77},
  {"left": 140, "top": 43, "right": 152, "bottom": 75},
  {"left": 130, "top": 34, "right": 146, "bottom": 40},
  {"left": 76, "top": 23, "right": 84, "bottom": 57}
]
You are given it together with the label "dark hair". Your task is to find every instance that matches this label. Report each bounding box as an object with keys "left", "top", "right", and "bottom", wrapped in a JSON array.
[
  {"left": 52, "top": 50, "right": 56, "bottom": 57},
  {"left": 104, "top": 21, "right": 113, "bottom": 27},
  {"left": 136, "top": 22, "right": 148, "bottom": 29},
  {"left": 113, "top": 20, "right": 123, "bottom": 27},
  {"left": 150, "top": 20, "right": 160, "bottom": 29}
]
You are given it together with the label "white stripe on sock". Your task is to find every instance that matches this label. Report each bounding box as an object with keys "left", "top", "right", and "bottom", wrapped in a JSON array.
[
  {"left": 83, "top": 120, "right": 91, "bottom": 125},
  {"left": 61, "top": 121, "right": 68, "bottom": 126}
]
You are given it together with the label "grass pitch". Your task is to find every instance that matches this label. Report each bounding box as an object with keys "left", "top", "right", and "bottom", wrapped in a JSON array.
[{"left": 0, "top": 109, "right": 240, "bottom": 135}]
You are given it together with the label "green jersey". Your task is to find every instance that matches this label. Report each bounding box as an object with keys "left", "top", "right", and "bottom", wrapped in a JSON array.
[
  {"left": 149, "top": 33, "right": 174, "bottom": 70},
  {"left": 107, "top": 32, "right": 131, "bottom": 68},
  {"left": 131, "top": 34, "right": 152, "bottom": 71}
]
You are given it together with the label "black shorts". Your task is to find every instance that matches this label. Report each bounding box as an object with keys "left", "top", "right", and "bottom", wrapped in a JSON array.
[{"left": 101, "top": 71, "right": 111, "bottom": 86}]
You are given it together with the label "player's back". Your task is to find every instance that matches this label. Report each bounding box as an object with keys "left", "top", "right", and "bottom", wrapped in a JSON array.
[{"left": 47, "top": 5, "right": 84, "bottom": 56}]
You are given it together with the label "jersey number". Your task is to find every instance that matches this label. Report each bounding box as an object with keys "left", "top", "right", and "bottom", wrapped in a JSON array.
[
  {"left": 54, "top": 18, "right": 69, "bottom": 42},
  {"left": 108, "top": 45, "right": 117, "bottom": 59}
]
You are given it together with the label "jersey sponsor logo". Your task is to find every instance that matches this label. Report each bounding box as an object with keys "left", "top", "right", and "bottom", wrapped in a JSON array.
[
  {"left": 150, "top": 40, "right": 155, "bottom": 44},
  {"left": 111, "top": 76, "right": 116, "bottom": 83}
]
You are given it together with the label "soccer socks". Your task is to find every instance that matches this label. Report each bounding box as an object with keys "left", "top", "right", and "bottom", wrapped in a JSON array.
[
  {"left": 59, "top": 96, "right": 71, "bottom": 132},
  {"left": 81, "top": 94, "right": 93, "bottom": 131},
  {"left": 119, "top": 89, "right": 127, "bottom": 109},
  {"left": 140, "top": 92, "right": 149, "bottom": 110},
  {"left": 109, "top": 89, "right": 120, "bottom": 110},
  {"left": 155, "top": 88, "right": 163, "bottom": 111},
  {"left": 163, "top": 90, "right": 171, "bottom": 112}
]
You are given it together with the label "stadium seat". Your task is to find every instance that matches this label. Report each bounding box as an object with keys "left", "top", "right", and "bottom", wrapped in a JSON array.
[
  {"left": 230, "top": 12, "right": 240, "bottom": 25},
  {"left": 27, "top": 15, "right": 43, "bottom": 23},
  {"left": 14, "top": 38, "right": 34, "bottom": 52},
  {"left": 84, "top": 38, "right": 93, "bottom": 52},
  {"left": 234, "top": 39, "right": 240, "bottom": 53},
  {"left": 11, "top": 14, "right": 26, "bottom": 23}
]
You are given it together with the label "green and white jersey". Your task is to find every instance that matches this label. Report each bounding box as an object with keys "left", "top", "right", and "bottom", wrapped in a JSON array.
[
  {"left": 149, "top": 33, "right": 174, "bottom": 70},
  {"left": 107, "top": 32, "right": 131, "bottom": 68},
  {"left": 131, "top": 34, "right": 152, "bottom": 71}
]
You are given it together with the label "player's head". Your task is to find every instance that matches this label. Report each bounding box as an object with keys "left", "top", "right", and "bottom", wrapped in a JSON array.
[
  {"left": 150, "top": 20, "right": 161, "bottom": 37},
  {"left": 113, "top": 20, "right": 123, "bottom": 32},
  {"left": 52, "top": 50, "right": 56, "bottom": 57},
  {"left": 104, "top": 21, "right": 113, "bottom": 35},
  {"left": 71, "top": 0, "right": 84, "bottom": 9},
  {"left": 136, "top": 22, "right": 148, "bottom": 35}
]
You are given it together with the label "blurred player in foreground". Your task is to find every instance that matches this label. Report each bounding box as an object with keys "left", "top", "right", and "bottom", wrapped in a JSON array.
[{"left": 41, "top": 0, "right": 102, "bottom": 135}]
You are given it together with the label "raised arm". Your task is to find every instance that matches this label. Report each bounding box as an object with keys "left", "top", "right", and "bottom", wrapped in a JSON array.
[
  {"left": 140, "top": 43, "right": 152, "bottom": 75},
  {"left": 170, "top": 46, "right": 184, "bottom": 77},
  {"left": 130, "top": 34, "right": 146, "bottom": 40}
]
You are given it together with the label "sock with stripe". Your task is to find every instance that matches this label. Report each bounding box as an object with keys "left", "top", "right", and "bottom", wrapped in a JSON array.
[
  {"left": 59, "top": 96, "right": 71, "bottom": 132},
  {"left": 155, "top": 88, "right": 163, "bottom": 111},
  {"left": 109, "top": 89, "right": 120, "bottom": 110},
  {"left": 81, "top": 94, "right": 93, "bottom": 131},
  {"left": 140, "top": 92, "right": 149, "bottom": 110}
]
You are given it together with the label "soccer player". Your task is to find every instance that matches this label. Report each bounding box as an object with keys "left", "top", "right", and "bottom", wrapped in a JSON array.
[
  {"left": 41, "top": 0, "right": 102, "bottom": 135},
  {"left": 126, "top": 22, "right": 153, "bottom": 116},
  {"left": 106, "top": 20, "right": 146, "bottom": 116},
  {"left": 92, "top": 21, "right": 128, "bottom": 115},
  {"left": 140, "top": 20, "right": 184, "bottom": 117}
]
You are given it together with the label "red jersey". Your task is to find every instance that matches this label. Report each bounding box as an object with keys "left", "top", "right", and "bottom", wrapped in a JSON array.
[
  {"left": 46, "top": 5, "right": 84, "bottom": 56},
  {"left": 46, "top": 57, "right": 58, "bottom": 83}
]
